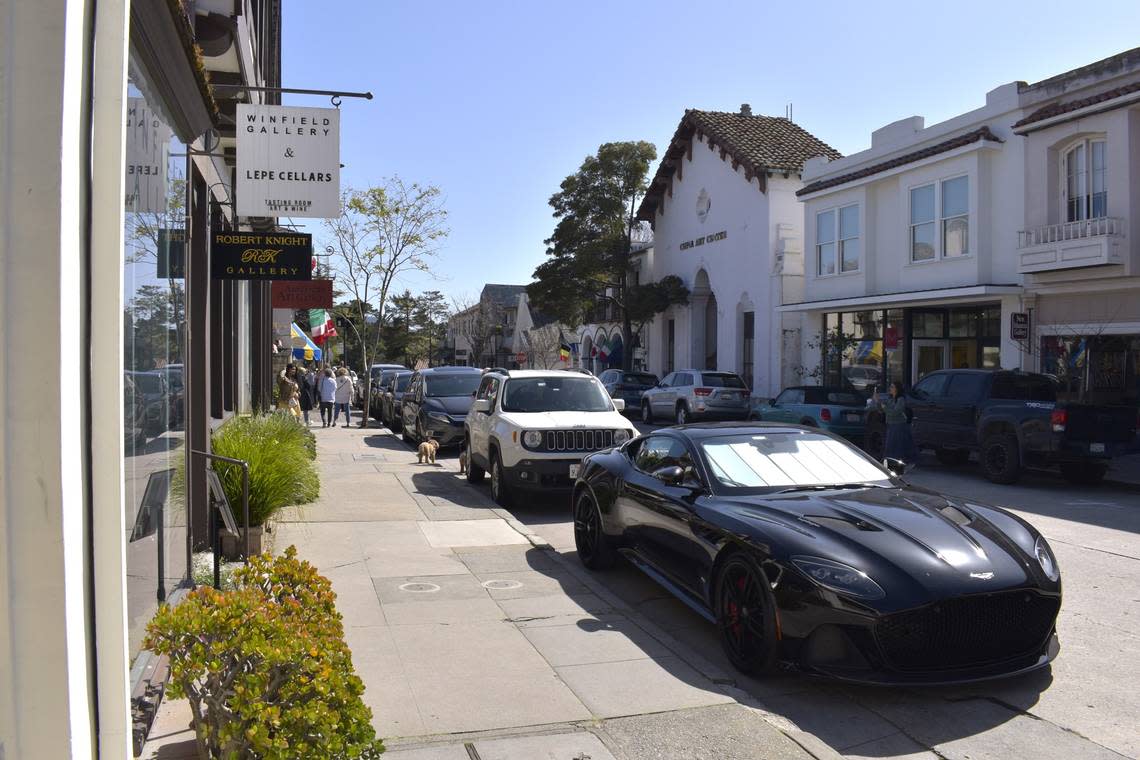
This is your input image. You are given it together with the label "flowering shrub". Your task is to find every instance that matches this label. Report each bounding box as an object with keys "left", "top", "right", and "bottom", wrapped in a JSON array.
[{"left": 145, "top": 548, "right": 384, "bottom": 759}]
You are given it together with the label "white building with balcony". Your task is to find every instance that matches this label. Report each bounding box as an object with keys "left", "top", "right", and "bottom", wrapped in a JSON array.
[{"left": 1012, "top": 49, "right": 1140, "bottom": 407}]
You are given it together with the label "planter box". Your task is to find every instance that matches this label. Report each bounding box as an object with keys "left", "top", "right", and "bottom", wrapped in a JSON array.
[{"left": 221, "top": 526, "right": 263, "bottom": 560}]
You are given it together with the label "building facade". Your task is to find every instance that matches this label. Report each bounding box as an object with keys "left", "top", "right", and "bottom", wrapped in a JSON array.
[
  {"left": 444, "top": 284, "right": 526, "bottom": 368},
  {"left": 1, "top": 1, "right": 280, "bottom": 756},
  {"left": 636, "top": 107, "right": 840, "bottom": 396},
  {"left": 1013, "top": 49, "right": 1140, "bottom": 408}
]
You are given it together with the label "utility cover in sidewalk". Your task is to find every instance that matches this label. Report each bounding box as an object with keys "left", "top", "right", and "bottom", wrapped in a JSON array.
[
  {"left": 482, "top": 580, "right": 523, "bottom": 590},
  {"left": 418, "top": 519, "right": 530, "bottom": 548},
  {"left": 398, "top": 582, "right": 441, "bottom": 593}
]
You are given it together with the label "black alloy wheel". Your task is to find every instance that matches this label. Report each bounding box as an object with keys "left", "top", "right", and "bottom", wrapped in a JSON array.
[
  {"left": 490, "top": 451, "right": 512, "bottom": 507},
  {"left": 716, "top": 554, "right": 778, "bottom": 675},
  {"left": 574, "top": 489, "right": 616, "bottom": 570},
  {"left": 981, "top": 433, "right": 1021, "bottom": 484},
  {"left": 676, "top": 403, "right": 689, "bottom": 425},
  {"left": 400, "top": 414, "right": 416, "bottom": 444},
  {"left": 642, "top": 401, "right": 654, "bottom": 424}
]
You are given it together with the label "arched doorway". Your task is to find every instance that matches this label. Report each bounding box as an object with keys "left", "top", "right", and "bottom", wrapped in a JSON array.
[
  {"left": 580, "top": 334, "right": 593, "bottom": 373},
  {"left": 691, "top": 269, "right": 718, "bottom": 370},
  {"left": 607, "top": 334, "right": 623, "bottom": 370}
]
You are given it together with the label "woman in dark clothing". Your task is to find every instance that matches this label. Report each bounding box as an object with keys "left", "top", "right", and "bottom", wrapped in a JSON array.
[
  {"left": 872, "top": 381, "right": 918, "bottom": 464},
  {"left": 298, "top": 368, "right": 317, "bottom": 426}
]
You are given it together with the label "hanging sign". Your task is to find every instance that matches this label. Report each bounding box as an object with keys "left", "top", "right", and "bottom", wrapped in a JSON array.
[
  {"left": 212, "top": 231, "right": 313, "bottom": 280},
  {"left": 1010, "top": 312, "right": 1030, "bottom": 341},
  {"left": 125, "top": 97, "right": 171, "bottom": 213},
  {"left": 156, "top": 228, "right": 186, "bottom": 279},
  {"left": 271, "top": 279, "right": 334, "bottom": 309},
  {"left": 236, "top": 104, "right": 340, "bottom": 218}
]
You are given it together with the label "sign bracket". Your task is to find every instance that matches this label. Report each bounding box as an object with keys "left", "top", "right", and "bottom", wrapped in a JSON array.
[{"left": 211, "top": 84, "right": 373, "bottom": 108}]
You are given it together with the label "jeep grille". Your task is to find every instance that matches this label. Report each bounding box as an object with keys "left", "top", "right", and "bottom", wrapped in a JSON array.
[{"left": 543, "top": 429, "right": 616, "bottom": 452}]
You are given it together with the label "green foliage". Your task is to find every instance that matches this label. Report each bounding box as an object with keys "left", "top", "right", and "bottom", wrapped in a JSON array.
[
  {"left": 145, "top": 547, "right": 385, "bottom": 759},
  {"left": 208, "top": 414, "right": 319, "bottom": 526},
  {"left": 528, "top": 141, "right": 688, "bottom": 348}
]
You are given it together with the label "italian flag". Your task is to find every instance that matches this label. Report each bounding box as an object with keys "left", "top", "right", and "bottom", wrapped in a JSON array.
[{"left": 309, "top": 309, "right": 337, "bottom": 344}]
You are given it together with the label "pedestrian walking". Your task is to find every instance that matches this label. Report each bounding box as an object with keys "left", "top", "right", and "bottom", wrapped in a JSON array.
[
  {"left": 871, "top": 381, "right": 917, "bottom": 466},
  {"left": 318, "top": 367, "right": 336, "bottom": 427},
  {"left": 276, "top": 363, "right": 301, "bottom": 420},
  {"left": 298, "top": 367, "right": 317, "bottom": 426},
  {"left": 334, "top": 367, "right": 355, "bottom": 427}
]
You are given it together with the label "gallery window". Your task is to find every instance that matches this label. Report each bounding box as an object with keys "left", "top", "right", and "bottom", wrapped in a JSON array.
[
  {"left": 1063, "top": 139, "right": 1107, "bottom": 222},
  {"left": 816, "top": 204, "right": 860, "bottom": 275},
  {"left": 910, "top": 177, "right": 969, "bottom": 261}
]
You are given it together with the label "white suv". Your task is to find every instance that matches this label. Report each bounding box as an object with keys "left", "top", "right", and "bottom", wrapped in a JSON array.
[{"left": 464, "top": 370, "right": 638, "bottom": 506}]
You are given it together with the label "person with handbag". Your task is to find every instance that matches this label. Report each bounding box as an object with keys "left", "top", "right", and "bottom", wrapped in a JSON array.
[{"left": 871, "top": 381, "right": 917, "bottom": 466}]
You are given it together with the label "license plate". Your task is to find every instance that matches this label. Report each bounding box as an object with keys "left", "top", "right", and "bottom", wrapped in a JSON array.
[
  {"left": 569, "top": 464, "right": 580, "bottom": 479},
  {"left": 721, "top": 393, "right": 736, "bottom": 400},
  {"left": 1090, "top": 442, "right": 1105, "bottom": 454},
  {"left": 845, "top": 412, "right": 860, "bottom": 422}
]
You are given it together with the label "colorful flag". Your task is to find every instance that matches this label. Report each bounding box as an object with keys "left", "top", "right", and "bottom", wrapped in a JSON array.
[
  {"left": 308, "top": 309, "right": 337, "bottom": 344},
  {"left": 559, "top": 331, "right": 571, "bottom": 362}
]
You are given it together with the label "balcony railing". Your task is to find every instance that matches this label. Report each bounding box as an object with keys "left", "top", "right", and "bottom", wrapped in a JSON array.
[{"left": 1018, "top": 217, "right": 1122, "bottom": 248}]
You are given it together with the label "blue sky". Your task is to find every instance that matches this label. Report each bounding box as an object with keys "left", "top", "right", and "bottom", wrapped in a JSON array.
[{"left": 282, "top": 0, "right": 1140, "bottom": 304}]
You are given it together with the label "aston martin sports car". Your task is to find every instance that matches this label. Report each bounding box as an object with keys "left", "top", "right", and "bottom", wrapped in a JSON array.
[{"left": 572, "top": 422, "right": 1062, "bottom": 684}]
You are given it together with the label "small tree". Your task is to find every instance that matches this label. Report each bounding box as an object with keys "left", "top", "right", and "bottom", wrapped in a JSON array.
[
  {"left": 451, "top": 295, "right": 504, "bottom": 368},
  {"left": 522, "top": 324, "right": 567, "bottom": 369}
]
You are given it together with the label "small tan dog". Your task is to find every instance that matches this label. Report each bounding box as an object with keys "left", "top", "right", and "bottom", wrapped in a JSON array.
[
  {"left": 458, "top": 445, "right": 468, "bottom": 474},
  {"left": 417, "top": 437, "right": 439, "bottom": 464}
]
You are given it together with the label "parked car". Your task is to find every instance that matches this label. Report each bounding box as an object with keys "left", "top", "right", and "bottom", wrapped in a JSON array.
[
  {"left": 640, "top": 370, "right": 751, "bottom": 425},
  {"left": 350, "top": 370, "right": 362, "bottom": 407},
  {"left": 155, "top": 364, "right": 184, "bottom": 426},
  {"left": 123, "top": 373, "right": 148, "bottom": 451},
  {"left": 865, "top": 369, "right": 1138, "bottom": 484},
  {"left": 126, "top": 370, "right": 169, "bottom": 435},
  {"left": 370, "top": 368, "right": 406, "bottom": 421},
  {"left": 752, "top": 386, "right": 867, "bottom": 441},
  {"left": 573, "top": 421, "right": 1062, "bottom": 683},
  {"left": 599, "top": 369, "right": 659, "bottom": 414},
  {"left": 842, "top": 365, "right": 882, "bottom": 392},
  {"left": 368, "top": 363, "right": 407, "bottom": 418},
  {"left": 400, "top": 366, "right": 483, "bottom": 447},
  {"left": 380, "top": 370, "right": 413, "bottom": 431},
  {"left": 464, "top": 369, "right": 637, "bottom": 506}
]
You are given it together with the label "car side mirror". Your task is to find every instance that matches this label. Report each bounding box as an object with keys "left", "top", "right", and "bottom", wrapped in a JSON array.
[
  {"left": 612, "top": 398, "right": 626, "bottom": 412},
  {"left": 471, "top": 398, "right": 491, "bottom": 414},
  {"left": 768, "top": 398, "right": 777, "bottom": 406},
  {"left": 883, "top": 457, "right": 912, "bottom": 478},
  {"left": 651, "top": 465, "right": 685, "bottom": 486}
]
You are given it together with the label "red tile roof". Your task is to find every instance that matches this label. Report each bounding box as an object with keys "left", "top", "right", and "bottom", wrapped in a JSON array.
[
  {"left": 637, "top": 109, "right": 840, "bottom": 222},
  {"left": 1013, "top": 81, "right": 1140, "bottom": 128},
  {"left": 795, "top": 127, "right": 1003, "bottom": 198}
]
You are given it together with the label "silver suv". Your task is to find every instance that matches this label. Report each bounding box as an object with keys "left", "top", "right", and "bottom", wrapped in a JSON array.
[{"left": 640, "top": 370, "right": 751, "bottom": 425}]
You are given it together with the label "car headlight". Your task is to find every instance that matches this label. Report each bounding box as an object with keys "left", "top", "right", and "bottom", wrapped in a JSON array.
[
  {"left": 522, "top": 430, "right": 544, "bottom": 448},
  {"left": 613, "top": 429, "right": 632, "bottom": 445},
  {"left": 427, "top": 412, "right": 451, "bottom": 424},
  {"left": 791, "top": 556, "right": 885, "bottom": 600},
  {"left": 1034, "top": 536, "right": 1060, "bottom": 582}
]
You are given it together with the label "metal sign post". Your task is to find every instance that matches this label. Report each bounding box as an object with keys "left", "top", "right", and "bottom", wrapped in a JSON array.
[{"left": 190, "top": 450, "right": 250, "bottom": 589}]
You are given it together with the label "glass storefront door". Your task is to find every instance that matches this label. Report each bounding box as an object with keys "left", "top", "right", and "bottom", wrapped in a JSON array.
[{"left": 912, "top": 339, "right": 948, "bottom": 380}]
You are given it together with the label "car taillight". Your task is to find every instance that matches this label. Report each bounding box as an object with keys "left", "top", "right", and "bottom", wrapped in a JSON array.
[
  {"left": 693, "top": 387, "right": 712, "bottom": 396},
  {"left": 820, "top": 408, "right": 832, "bottom": 422},
  {"left": 1051, "top": 409, "right": 1067, "bottom": 433}
]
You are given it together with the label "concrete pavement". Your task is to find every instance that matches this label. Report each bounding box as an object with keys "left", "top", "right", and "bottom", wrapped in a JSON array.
[{"left": 142, "top": 420, "right": 825, "bottom": 759}]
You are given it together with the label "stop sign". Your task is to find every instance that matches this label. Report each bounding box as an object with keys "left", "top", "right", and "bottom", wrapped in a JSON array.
[{"left": 515, "top": 351, "right": 527, "bottom": 364}]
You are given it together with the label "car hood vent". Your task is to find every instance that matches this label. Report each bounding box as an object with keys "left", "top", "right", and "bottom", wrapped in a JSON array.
[{"left": 802, "top": 514, "right": 882, "bottom": 532}]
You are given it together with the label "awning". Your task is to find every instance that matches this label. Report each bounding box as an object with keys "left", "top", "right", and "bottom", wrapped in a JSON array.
[
  {"left": 290, "top": 322, "right": 323, "bottom": 362},
  {"left": 776, "top": 284, "right": 1022, "bottom": 313}
]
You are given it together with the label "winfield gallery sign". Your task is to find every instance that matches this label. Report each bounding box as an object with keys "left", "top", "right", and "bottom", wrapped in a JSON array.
[
  {"left": 236, "top": 104, "right": 340, "bottom": 218},
  {"left": 212, "top": 232, "right": 313, "bottom": 280}
]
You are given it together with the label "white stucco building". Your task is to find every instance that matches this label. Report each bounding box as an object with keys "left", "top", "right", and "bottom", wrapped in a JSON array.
[{"left": 636, "top": 106, "right": 840, "bottom": 397}]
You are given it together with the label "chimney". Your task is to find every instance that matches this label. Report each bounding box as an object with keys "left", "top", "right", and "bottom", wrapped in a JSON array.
[{"left": 739, "top": 103, "right": 752, "bottom": 117}]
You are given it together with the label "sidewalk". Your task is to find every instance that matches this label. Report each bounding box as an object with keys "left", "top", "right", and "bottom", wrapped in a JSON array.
[{"left": 142, "top": 420, "right": 831, "bottom": 760}]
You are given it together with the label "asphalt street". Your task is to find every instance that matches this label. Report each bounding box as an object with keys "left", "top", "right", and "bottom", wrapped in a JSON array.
[{"left": 491, "top": 419, "right": 1140, "bottom": 760}]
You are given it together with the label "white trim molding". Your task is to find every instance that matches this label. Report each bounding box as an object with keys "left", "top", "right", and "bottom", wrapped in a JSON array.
[{"left": 777, "top": 284, "right": 1022, "bottom": 312}]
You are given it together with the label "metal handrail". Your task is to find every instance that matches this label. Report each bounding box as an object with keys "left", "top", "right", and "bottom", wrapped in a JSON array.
[{"left": 1018, "top": 216, "right": 1121, "bottom": 248}]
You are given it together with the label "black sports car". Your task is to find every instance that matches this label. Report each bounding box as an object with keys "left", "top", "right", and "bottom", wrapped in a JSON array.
[{"left": 573, "top": 422, "right": 1062, "bottom": 684}]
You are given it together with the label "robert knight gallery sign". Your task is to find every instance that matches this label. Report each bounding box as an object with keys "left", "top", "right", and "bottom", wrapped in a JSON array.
[
  {"left": 236, "top": 104, "right": 340, "bottom": 218},
  {"left": 212, "top": 232, "right": 313, "bottom": 280}
]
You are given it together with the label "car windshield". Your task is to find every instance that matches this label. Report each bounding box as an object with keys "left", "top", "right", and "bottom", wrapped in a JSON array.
[
  {"left": 624, "top": 373, "right": 657, "bottom": 385},
  {"left": 394, "top": 375, "right": 412, "bottom": 392},
  {"left": 699, "top": 432, "right": 889, "bottom": 492},
  {"left": 424, "top": 373, "right": 481, "bottom": 397},
  {"left": 701, "top": 373, "right": 746, "bottom": 388},
  {"left": 501, "top": 376, "right": 613, "bottom": 412}
]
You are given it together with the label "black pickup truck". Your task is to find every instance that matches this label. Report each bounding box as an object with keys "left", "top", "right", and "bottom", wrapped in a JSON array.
[{"left": 866, "top": 369, "right": 1137, "bottom": 484}]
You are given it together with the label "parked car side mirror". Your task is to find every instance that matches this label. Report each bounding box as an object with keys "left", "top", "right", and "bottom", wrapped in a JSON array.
[
  {"left": 612, "top": 398, "right": 626, "bottom": 412},
  {"left": 471, "top": 398, "right": 491, "bottom": 414},
  {"left": 883, "top": 457, "right": 912, "bottom": 478},
  {"left": 651, "top": 465, "right": 685, "bottom": 486},
  {"left": 768, "top": 398, "right": 777, "bottom": 406}
]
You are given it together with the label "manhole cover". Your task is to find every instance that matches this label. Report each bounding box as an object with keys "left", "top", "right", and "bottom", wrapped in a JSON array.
[
  {"left": 398, "top": 582, "right": 441, "bottom": 593},
  {"left": 481, "top": 580, "right": 523, "bottom": 590}
]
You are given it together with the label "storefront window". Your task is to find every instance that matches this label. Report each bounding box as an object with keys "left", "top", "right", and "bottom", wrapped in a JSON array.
[
  {"left": 884, "top": 309, "right": 905, "bottom": 388},
  {"left": 123, "top": 77, "right": 188, "bottom": 656},
  {"left": 912, "top": 312, "right": 944, "bottom": 338},
  {"left": 1041, "top": 334, "right": 1140, "bottom": 406}
]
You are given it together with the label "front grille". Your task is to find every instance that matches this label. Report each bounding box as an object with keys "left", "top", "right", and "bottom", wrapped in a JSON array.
[
  {"left": 874, "top": 591, "right": 1060, "bottom": 672},
  {"left": 543, "top": 429, "right": 616, "bottom": 452}
]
